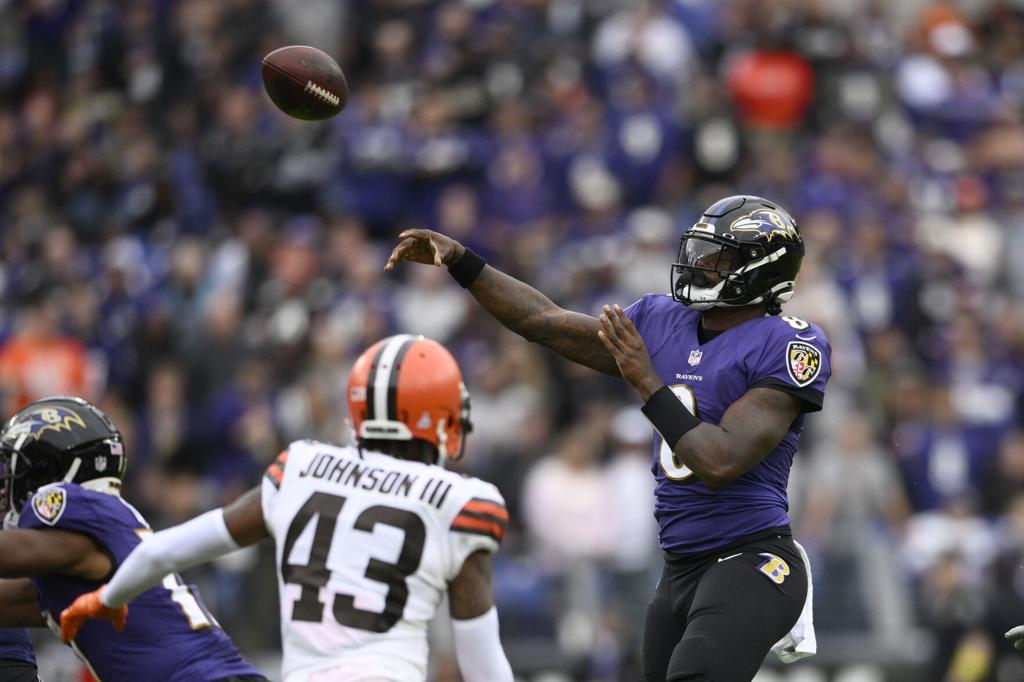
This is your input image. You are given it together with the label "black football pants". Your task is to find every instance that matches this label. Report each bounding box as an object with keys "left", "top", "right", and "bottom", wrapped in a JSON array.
[
  {"left": 0, "top": 659, "right": 38, "bottom": 682},
  {"left": 642, "top": 530, "right": 807, "bottom": 682}
]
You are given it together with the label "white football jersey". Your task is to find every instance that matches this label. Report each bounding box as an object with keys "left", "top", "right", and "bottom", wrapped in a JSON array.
[{"left": 261, "top": 439, "right": 507, "bottom": 682}]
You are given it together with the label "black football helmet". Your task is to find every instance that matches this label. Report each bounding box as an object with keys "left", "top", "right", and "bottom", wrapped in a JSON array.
[
  {"left": 672, "top": 195, "right": 804, "bottom": 315},
  {"left": 0, "top": 396, "right": 126, "bottom": 527}
]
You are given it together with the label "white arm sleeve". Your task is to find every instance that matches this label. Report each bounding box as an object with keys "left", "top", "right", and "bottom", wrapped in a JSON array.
[
  {"left": 452, "top": 607, "right": 514, "bottom": 682},
  {"left": 101, "top": 509, "right": 239, "bottom": 608}
]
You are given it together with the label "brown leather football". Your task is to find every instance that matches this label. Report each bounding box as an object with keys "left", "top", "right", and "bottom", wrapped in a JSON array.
[{"left": 261, "top": 46, "right": 348, "bottom": 121}]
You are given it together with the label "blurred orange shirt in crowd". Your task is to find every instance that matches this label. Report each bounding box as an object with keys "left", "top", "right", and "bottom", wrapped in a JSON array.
[
  {"left": 728, "top": 51, "right": 814, "bottom": 129},
  {"left": 0, "top": 332, "right": 88, "bottom": 411}
]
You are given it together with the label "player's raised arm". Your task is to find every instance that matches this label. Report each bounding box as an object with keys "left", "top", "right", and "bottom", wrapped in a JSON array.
[
  {"left": 0, "top": 528, "right": 111, "bottom": 628},
  {"left": 0, "top": 528, "right": 112, "bottom": 581},
  {"left": 59, "top": 486, "right": 267, "bottom": 641},
  {"left": 386, "top": 228, "right": 620, "bottom": 376}
]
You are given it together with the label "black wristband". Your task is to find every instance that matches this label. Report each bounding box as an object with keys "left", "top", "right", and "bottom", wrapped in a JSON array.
[
  {"left": 641, "top": 385, "right": 702, "bottom": 450},
  {"left": 447, "top": 247, "right": 486, "bottom": 288}
]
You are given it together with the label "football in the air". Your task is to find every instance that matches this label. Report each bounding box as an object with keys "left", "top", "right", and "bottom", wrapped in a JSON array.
[{"left": 261, "top": 45, "right": 348, "bottom": 121}]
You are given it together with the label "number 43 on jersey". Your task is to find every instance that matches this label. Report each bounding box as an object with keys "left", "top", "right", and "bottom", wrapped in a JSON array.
[{"left": 282, "top": 492, "right": 425, "bottom": 633}]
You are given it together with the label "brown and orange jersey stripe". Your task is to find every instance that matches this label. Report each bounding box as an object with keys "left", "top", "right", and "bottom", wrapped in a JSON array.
[
  {"left": 265, "top": 450, "right": 289, "bottom": 489},
  {"left": 450, "top": 497, "right": 508, "bottom": 544}
]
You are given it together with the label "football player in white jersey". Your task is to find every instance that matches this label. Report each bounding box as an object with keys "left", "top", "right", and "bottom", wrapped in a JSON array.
[{"left": 58, "top": 335, "right": 515, "bottom": 682}]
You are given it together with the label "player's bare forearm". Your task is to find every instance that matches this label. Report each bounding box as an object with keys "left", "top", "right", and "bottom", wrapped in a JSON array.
[
  {"left": 222, "top": 487, "right": 270, "bottom": 546},
  {"left": 673, "top": 388, "right": 801, "bottom": 489},
  {"left": 469, "top": 266, "right": 620, "bottom": 376},
  {"left": 386, "top": 228, "right": 619, "bottom": 375},
  {"left": 449, "top": 551, "right": 495, "bottom": 620},
  {"left": 0, "top": 578, "right": 44, "bottom": 627},
  {"left": 0, "top": 529, "right": 111, "bottom": 580}
]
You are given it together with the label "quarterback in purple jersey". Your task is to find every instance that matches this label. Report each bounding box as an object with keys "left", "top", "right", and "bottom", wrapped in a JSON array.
[
  {"left": 0, "top": 629, "right": 35, "bottom": 682},
  {"left": 0, "top": 396, "right": 266, "bottom": 682},
  {"left": 387, "top": 195, "right": 831, "bottom": 681}
]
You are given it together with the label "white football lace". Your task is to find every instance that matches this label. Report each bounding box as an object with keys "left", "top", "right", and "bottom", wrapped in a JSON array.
[{"left": 303, "top": 80, "right": 340, "bottom": 106}]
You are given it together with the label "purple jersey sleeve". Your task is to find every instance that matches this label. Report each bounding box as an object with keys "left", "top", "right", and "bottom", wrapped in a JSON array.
[{"left": 748, "top": 316, "right": 832, "bottom": 412}]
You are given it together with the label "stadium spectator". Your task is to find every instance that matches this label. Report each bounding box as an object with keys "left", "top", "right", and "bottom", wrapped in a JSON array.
[{"left": 0, "top": 292, "right": 90, "bottom": 414}]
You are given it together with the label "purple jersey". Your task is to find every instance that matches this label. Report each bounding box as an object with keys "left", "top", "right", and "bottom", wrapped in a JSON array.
[
  {"left": 19, "top": 484, "right": 260, "bottom": 682},
  {"left": 626, "top": 294, "right": 831, "bottom": 554},
  {"left": 0, "top": 629, "right": 34, "bottom": 665}
]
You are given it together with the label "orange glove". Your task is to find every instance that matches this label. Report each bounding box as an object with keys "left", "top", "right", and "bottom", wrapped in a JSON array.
[{"left": 59, "top": 586, "right": 128, "bottom": 643}]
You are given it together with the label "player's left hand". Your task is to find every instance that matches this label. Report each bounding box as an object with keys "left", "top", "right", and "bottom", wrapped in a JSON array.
[
  {"left": 59, "top": 586, "right": 128, "bottom": 643},
  {"left": 1006, "top": 625, "right": 1024, "bottom": 652},
  {"left": 597, "top": 304, "right": 663, "bottom": 400}
]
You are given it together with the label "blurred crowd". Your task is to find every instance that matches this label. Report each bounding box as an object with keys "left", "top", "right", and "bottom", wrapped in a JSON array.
[{"left": 3, "top": 0, "right": 1024, "bottom": 680}]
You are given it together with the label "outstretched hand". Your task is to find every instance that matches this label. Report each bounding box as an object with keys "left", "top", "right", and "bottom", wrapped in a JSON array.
[
  {"left": 1007, "top": 625, "right": 1024, "bottom": 653},
  {"left": 59, "top": 587, "right": 128, "bottom": 643},
  {"left": 597, "top": 304, "right": 663, "bottom": 401},
  {"left": 384, "top": 229, "right": 465, "bottom": 272}
]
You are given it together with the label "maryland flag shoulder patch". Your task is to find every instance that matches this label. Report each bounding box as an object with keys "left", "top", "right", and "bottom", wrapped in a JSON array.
[
  {"left": 32, "top": 486, "right": 68, "bottom": 526},
  {"left": 786, "top": 340, "right": 822, "bottom": 388},
  {"left": 451, "top": 497, "right": 509, "bottom": 545}
]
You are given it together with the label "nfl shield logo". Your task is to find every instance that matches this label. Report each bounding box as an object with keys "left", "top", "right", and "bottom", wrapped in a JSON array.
[{"left": 688, "top": 349, "right": 702, "bottom": 367}]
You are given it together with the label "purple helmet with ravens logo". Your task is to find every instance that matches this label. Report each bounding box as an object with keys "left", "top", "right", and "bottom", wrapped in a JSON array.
[
  {"left": 672, "top": 195, "right": 804, "bottom": 315},
  {"left": 0, "top": 396, "right": 125, "bottom": 527}
]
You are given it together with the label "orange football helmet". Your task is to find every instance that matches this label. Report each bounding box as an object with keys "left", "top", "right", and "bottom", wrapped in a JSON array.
[{"left": 347, "top": 335, "right": 472, "bottom": 464}]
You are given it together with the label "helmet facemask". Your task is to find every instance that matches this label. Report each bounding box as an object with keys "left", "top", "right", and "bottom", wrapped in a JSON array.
[
  {"left": 672, "top": 233, "right": 754, "bottom": 310},
  {"left": 671, "top": 231, "right": 798, "bottom": 314},
  {"left": 0, "top": 436, "right": 63, "bottom": 529},
  {"left": 441, "top": 381, "right": 473, "bottom": 466},
  {"left": 0, "top": 443, "right": 29, "bottom": 529}
]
